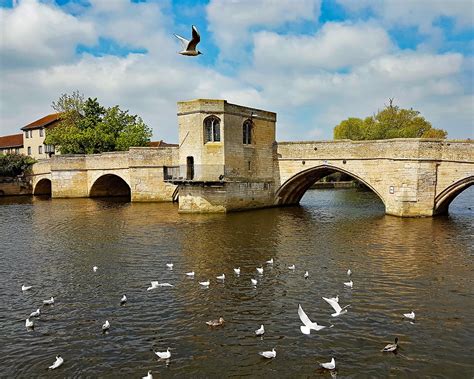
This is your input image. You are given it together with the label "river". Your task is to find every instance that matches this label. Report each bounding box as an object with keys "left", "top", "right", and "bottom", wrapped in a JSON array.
[{"left": 0, "top": 188, "right": 473, "bottom": 378}]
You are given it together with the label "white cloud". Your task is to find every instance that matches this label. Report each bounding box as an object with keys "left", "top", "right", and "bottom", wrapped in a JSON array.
[
  {"left": 252, "top": 22, "right": 393, "bottom": 71},
  {"left": 207, "top": 0, "right": 321, "bottom": 60},
  {"left": 0, "top": 0, "right": 96, "bottom": 69}
]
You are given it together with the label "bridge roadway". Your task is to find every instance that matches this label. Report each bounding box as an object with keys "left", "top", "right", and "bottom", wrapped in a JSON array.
[{"left": 29, "top": 138, "right": 473, "bottom": 217}]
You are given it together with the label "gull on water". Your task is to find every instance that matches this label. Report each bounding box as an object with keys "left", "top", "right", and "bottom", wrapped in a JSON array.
[
  {"left": 233, "top": 267, "right": 240, "bottom": 275},
  {"left": 43, "top": 297, "right": 54, "bottom": 305},
  {"left": 251, "top": 278, "right": 258, "bottom": 286},
  {"left": 298, "top": 304, "right": 332, "bottom": 334},
  {"left": 93, "top": 266, "right": 98, "bottom": 272},
  {"left": 320, "top": 357, "right": 336, "bottom": 370},
  {"left": 266, "top": 258, "right": 274, "bottom": 264},
  {"left": 347, "top": 269, "right": 352, "bottom": 276},
  {"left": 166, "top": 263, "right": 173, "bottom": 270},
  {"left": 259, "top": 348, "right": 276, "bottom": 359},
  {"left": 288, "top": 265, "right": 295, "bottom": 270},
  {"left": 30, "top": 308, "right": 40, "bottom": 318},
  {"left": 174, "top": 25, "right": 202, "bottom": 56},
  {"left": 186, "top": 271, "right": 195, "bottom": 277},
  {"left": 48, "top": 355, "right": 63, "bottom": 370},
  {"left": 344, "top": 280, "right": 353, "bottom": 288},
  {"left": 25, "top": 318, "right": 34, "bottom": 329},
  {"left": 255, "top": 324, "right": 265, "bottom": 336},
  {"left": 143, "top": 370, "right": 153, "bottom": 379},
  {"left": 304, "top": 271, "right": 309, "bottom": 279},
  {"left": 120, "top": 294, "right": 127, "bottom": 305},
  {"left": 381, "top": 337, "right": 399, "bottom": 352},
  {"left": 102, "top": 320, "right": 110, "bottom": 332},
  {"left": 199, "top": 280, "right": 210, "bottom": 287},
  {"left": 322, "top": 296, "right": 350, "bottom": 317},
  {"left": 256, "top": 267, "right": 264, "bottom": 275},
  {"left": 206, "top": 317, "right": 225, "bottom": 327},
  {"left": 403, "top": 311, "right": 415, "bottom": 320},
  {"left": 155, "top": 347, "right": 171, "bottom": 359},
  {"left": 216, "top": 274, "right": 225, "bottom": 280},
  {"left": 21, "top": 285, "right": 32, "bottom": 291},
  {"left": 147, "top": 281, "right": 159, "bottom": 291}
]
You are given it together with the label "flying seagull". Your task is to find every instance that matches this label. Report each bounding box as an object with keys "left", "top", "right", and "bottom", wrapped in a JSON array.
[
  {"left": 21, "top": 285, "right": 32, "bottom": 292},
  {"left": 322, "top": 296, "right": 350, "bottom": 317},
  {"left": 233, "top": 267, "right": 240, "bottom": 275},
  {"left": 403, "top": 311, "right": 415, "bottom": 320},
  {"left": 30, "top": 308, "right": 40, "bottom": 318},
  {"left": 174, "top": 25, "right": 202, "bottom": 56},
  {"left": 298, "top": 304, "right": 332, "bottom": 334},
  {"left": 120, "top": 294, "right": 127, "bottom": 305}
]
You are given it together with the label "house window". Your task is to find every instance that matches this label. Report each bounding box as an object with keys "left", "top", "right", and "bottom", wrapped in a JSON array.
[
  {"left": 27, "top": 147, "right": 31, "bottom": 155},
  {"left": 38, "top": 145, "right": 42, "bottom": 154},
  {"left": 204, "top": 116, "right": 221, "bottom": 142},
  {"left": 243, "top": 119, "right": 253, "bottom": 144},
  {"left": 25, "top": 131, "right": 29, "bottom": 139},
  {"left": 39, "top": 128, "right": 44, "bottom": 137},
  {"left": 29, "top": 130, "right": 33, "bottom": 138}
]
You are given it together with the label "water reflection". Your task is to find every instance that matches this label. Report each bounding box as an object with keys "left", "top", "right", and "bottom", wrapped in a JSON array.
[{"left": 0, "top": 188, "right": 472, "bottom": 377}]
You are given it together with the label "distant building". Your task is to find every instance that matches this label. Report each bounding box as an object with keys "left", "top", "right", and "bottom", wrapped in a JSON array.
[
  {"left": 148, "top": 140, "right": 179, "bottom": 148},
  {"left": 0, "top": 133, "right": 23, "bottom": 155},
  {"left": 20, "top": 113, "right": 61, "bottom": 159}
]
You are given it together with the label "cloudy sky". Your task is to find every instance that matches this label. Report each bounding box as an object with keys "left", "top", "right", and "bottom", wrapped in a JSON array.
[{"left": 0, "top": 0, "right": 473, "bottom": 141}]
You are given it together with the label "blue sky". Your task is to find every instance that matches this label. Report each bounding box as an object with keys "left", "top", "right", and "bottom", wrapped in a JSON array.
[{"left": 1, "top": 0, "right": 473, "bottom": 141}]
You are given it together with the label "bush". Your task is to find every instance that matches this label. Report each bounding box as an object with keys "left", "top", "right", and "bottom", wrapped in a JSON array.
[{"left": 0, "top": 154, "right": 36, "bottom": 177}]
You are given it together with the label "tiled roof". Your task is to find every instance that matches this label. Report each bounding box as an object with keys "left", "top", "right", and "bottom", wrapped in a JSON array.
[
  {"left": 149, "top": 140, "right": 179, "bottom": 147},
  {"left": 21, "top": 113, "right": 61, "bottom": 131},
  {"left": 0, "top": 133, "right": 23, "bottom": 148}
]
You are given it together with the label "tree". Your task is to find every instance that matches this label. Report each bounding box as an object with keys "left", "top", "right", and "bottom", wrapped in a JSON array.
[
  {"left": 333, "top": 99, "right": 447, "bottom": 140},
  {"left": 0, "top": 153, "right": 36, "bottom": 177},
  {"left": 45, "top": 92, "right": 153, "bottom": 154}
]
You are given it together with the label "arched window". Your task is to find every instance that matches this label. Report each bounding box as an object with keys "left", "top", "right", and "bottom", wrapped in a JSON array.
[
  {"left": 243, "top": 119, "right": 252, "bottom": 144},
  {"left": 204, "top": 116, "right": 221, "bottom": 143}
]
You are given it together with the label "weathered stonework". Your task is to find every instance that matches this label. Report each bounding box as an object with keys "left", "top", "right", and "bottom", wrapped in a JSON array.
[{"left": 28, "top": 99, "right": 474, "bottom": 217}]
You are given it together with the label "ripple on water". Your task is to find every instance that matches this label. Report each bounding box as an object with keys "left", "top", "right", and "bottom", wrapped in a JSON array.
[{"left": 0, "top": 189, "right": 473, "bottom": 377}]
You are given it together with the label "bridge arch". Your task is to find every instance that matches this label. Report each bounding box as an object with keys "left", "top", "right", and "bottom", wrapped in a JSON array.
[
  {"left": 274, "top": 164, "right": 386, "bottom": 208},
  {"left": 434, "top": 175, "right": 474, "bottom": 215},
  {"left": 33, "top": 178, "right": 52, "bottom": 196},
  {"left": 89, "top": 174, "right": 131, "bottom": 199}
]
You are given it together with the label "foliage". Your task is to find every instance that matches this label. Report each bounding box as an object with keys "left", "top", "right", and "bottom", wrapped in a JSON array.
[
  {"left": 334, "top": 99, "right": 447, "bottom": 140},
  {"left": 0, "top": 153, "right": 36, "bottom": 177},
  {"left": 45, "top": 92, "right": 153, "bottom": 154}
]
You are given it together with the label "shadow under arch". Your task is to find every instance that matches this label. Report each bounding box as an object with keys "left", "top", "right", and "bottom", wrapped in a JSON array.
[
  {"left": 274, "top": 164, "right": 386, "bottom": 209},
  {"left": 89, "top": 174, "right": 131, "bottom": 200},
  {"left": 434, "top": 175, "right": 474, "bottom": 215},
  {"left": 34, "top": 178, "right": 52, "bottom": 196}
]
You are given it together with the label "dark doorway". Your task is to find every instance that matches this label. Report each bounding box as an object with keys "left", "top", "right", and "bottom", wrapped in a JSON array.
[{"left": 186, "top": 156, "right": 194, "bottom": 180}]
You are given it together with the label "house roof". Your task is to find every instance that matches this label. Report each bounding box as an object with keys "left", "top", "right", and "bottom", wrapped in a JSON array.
[
  {"left": 21, "top": 113, "right": 61, "bottom": 131},
  {"left": 148, "top": 140, "right": 179, "bottom": 148},
  {"left": 0, "top": 133, "right": 23, "bottom": 149}
]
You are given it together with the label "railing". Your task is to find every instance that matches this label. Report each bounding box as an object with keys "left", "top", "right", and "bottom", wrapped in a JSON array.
[{"left": 164, "top": 164, "right": 227, "bottom": 182}]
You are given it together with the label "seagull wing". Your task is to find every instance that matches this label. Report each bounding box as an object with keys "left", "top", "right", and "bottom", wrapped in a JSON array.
[
  {"left": 298, "top": 304, "right": 313, "bottom": 327},
  {"left": 174, "top": 34, "right": 190, "bottom": 49},
  {"left": 151, "top": 281, "right": 159, "bottom": 287},
  {"left": 187, "top": 25, "right": 201, "bottom": 51},
  {"left": 322, "top": 296, "right": 342, "bottom": 313}
]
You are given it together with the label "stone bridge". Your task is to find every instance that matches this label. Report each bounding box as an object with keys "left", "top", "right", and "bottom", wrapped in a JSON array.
[
  {"left": 275, "top": 139, "right": 473, "bottom": 217},
  {"left": 29, "top": 138, "right": 473, "bottom": 217}
]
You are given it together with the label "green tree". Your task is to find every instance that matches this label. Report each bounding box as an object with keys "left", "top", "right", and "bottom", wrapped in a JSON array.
[
  {"left": 333, "top": 99, "right": 447, "bottom": 140},
  {"left": 0, "top": 153, "right": 36, "bottom": 177},
  {"left": 45, "top": 92, "right": 153, "bottom": 154}
]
